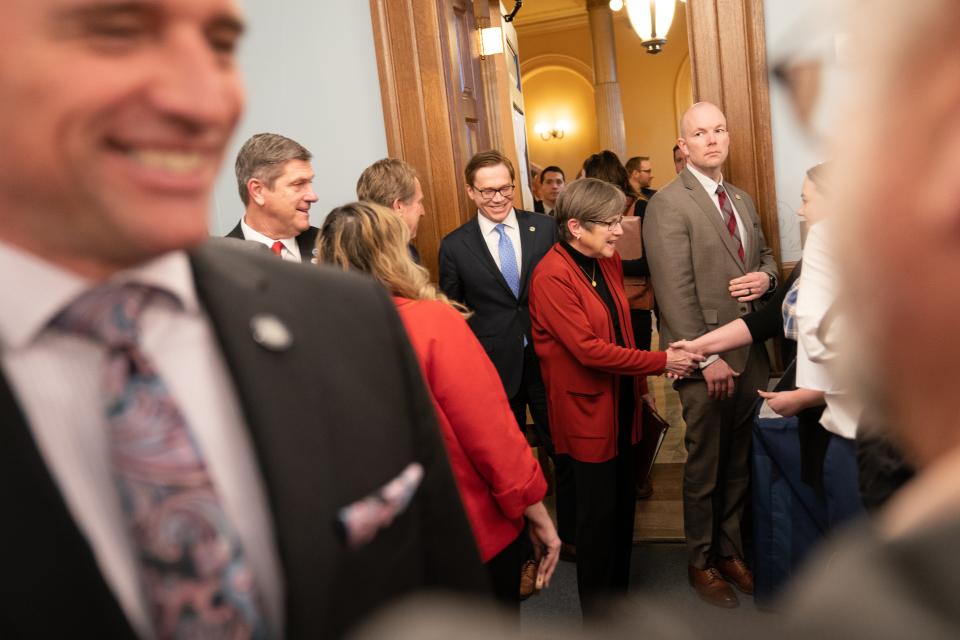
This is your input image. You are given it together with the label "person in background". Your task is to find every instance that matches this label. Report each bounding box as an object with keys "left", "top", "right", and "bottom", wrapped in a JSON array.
[
  {"left": 626, "top": 156, "right": 657, "bottom": 200},
  {"left": 531, "top": 164, "right": 544, "bottom": 213},
  {"left": 538, "top": 165, "right": 566, "bottom": 215},
  {"left": 318, "top": 202, "right": 561, "bottom": 613},
  {"left": 673, "top": 144, "right": 686, "bottom": 174},
  {"left": 529, "top": 178, "right": 701, "bottom": 618},
  {"left": 227, "top": 132, "right": 320, "bottom": 262},
  {"left": 439, "top": 151, "right": 575, "bottom": 560},
  {"left": 356, "top": 157, "right": 426, "bottom": 264}
]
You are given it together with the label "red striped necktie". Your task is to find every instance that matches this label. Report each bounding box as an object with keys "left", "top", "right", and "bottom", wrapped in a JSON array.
[{"left": 716, "top": 185, "right": 744, "bottom": 263}]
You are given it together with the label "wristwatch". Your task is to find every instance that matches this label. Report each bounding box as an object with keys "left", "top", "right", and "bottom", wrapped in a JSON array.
[{"left": 766, "top": 273, "right": 777, "bottom": 294}]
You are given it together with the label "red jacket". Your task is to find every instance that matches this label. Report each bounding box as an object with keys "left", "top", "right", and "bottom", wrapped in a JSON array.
[
  {"left": 393, "top": 297, "right": 547, "bottom": 562},
  {"left": 529, "top": 245, "right": 667, "bottom": 463}
]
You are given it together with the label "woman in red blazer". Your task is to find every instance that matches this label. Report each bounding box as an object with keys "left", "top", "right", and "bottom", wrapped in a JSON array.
[
  {"left": 529, "top": 178, "right": 699, "bottom": 617},
  {"left": 317, "top": 201, "right": 560, "bottom": 609}
]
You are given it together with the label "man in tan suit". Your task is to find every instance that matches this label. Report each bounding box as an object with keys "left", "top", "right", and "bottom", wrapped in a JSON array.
[{"left": 644, "top": 102, "right": 779, "bottom": 608}]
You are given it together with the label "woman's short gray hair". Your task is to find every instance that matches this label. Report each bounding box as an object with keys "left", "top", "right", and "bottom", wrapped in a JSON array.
[{"left": 553, "top": 178, "right": 626, "bottom": 241}]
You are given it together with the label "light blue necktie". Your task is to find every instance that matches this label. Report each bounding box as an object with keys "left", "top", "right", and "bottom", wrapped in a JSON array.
[{"left": 494, "top": 223, "right": 520, "bottom": 299}]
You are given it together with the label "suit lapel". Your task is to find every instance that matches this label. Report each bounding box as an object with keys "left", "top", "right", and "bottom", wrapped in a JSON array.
[
  {"left": 295, "top": 226, "right": 319, "bottom": 263},
  {"left": 189, "top": 242, "right": 340, "bottom": 625},
  {"left": 463, "top": 215, "right": 516, "bottom": 298},
  {"left": 0, "top": 372, "right": 136, "bottom": 635},
  {"left": 681, "top": 170, "right": 746, "bottom": 274},
  {"left": 517, "top": 210, "right": 537, "bottom": 298}
]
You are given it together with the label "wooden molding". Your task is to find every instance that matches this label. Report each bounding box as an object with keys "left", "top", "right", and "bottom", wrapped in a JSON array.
[{"left": 370, "top": 0, "right": 468, "bottom": 278}]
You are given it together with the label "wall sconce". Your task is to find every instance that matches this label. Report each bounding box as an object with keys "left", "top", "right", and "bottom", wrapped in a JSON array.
[
  {"left": 478, "top": 26, "right": 504, "bottom": 60},
  {"left": 534, "top": 121, "right": 568, "bottom": 141},
  {"left": 610, "top": 0, "right": 678, "bottom": 54}
]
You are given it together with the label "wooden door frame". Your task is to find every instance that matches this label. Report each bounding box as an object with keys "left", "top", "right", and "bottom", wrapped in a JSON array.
[{"left": 371, "top": 0, "right": 783, "bottom": 276}]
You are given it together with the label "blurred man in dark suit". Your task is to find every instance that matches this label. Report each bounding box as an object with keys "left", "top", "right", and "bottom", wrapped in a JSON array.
[{"left": 0, "top": 1, "right": 486, "bottom": 637}]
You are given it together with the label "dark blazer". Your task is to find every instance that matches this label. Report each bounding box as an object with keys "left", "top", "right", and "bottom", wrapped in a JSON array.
[
  {"left": 438, "top": 209, "right": 558, "bottom": 397},
  {"left": 529, "top": 246, "right": 666, "bottom": 463},
  {"left": 226, "top": 221, "right": 320, "bottom": 263},
  {"left": 0, "top": 240, "right": 486, "bottom": 638}
]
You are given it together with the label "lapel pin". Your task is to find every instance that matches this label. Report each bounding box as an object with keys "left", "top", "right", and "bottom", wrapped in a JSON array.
[
  {"left": 734, "top": 194, "right": 742, "bottom": 200},
  {"left": 529, "top": 226, "right": 536, "bottom": 232},
  {"left": 251, "top": 313, "right": 293, "bottom": 351}
]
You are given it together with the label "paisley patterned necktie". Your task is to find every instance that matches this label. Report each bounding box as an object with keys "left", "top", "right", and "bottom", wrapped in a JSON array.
[{"left": 52, "top": 283, "right": 267, "bottom": 639}]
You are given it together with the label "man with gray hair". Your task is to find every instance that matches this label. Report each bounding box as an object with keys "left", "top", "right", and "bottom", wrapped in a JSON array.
[
  {"left": 356, "top": 157, "right": 426, "bottom": 264},
  {"left": 227, "top": 132, "right": 319, "bottom": 263}
]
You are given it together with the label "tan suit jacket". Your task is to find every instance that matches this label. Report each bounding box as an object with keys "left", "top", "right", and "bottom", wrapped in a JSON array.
[{"left": 644, "top": 167, "right": 778, "bottom": 372}]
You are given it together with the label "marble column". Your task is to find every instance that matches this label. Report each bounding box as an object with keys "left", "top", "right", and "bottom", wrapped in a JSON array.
[{"left": 587, "top": 0, "right": 628, "bottom": 160}]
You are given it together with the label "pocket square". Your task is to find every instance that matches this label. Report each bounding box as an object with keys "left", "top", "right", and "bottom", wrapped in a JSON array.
[{"left": 336, "top": 462, "right": 424, "bottom": 549}]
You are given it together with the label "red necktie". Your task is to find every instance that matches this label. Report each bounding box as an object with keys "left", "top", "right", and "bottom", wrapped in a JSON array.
[
  {"left": 270, "top": 240, "right": 284, "bottom": 257},
  {"left": 716, "top": 186, "right": 744, "bottom": 263}
]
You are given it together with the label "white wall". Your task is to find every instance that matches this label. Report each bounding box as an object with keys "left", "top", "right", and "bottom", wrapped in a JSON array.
[{"left": 209, "top": 0, "right": 388, "bottom": 235}]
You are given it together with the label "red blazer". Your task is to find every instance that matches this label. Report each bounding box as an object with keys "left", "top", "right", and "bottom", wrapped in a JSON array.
[
  {"left": 529, "top": 245, "right": 667, "bottom": 463},
  {"left": 394, "top": 297, "right": 547, "bottom": 562}
]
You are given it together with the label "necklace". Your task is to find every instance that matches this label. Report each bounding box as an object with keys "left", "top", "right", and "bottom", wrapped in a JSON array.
[{"left": 578, "top": 261, "right": 597, "bottom": 287}]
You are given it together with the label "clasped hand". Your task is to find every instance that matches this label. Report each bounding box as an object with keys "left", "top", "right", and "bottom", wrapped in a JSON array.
[
  {"left": 728, "top": 272, "right": 770, "bottom": 302},
  {"left": 664, "top": 346, "right": 704, "bottom": 379},
  {"left": 667, "top": 341, "right": 740, "bottom": 399}
]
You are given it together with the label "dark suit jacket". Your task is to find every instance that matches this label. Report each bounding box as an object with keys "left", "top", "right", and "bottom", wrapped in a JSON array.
[
  {"left": 0, "top": 240, "right": 486, "bottom": 638},
  {"left": 226, "top": 221, "right": 320, "bottom": 263},
  {"left": 438, "top": 210, "right": 558, "bottom": 398}
]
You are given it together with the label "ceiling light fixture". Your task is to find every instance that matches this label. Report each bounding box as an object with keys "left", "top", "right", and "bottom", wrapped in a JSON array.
[{"left": 624, "top": 0, "right": 677, "bottom": 54}]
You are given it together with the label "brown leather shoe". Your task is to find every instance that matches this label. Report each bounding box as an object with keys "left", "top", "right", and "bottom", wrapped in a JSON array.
[
  {"left": 716, "top": 556, "right": 754, "bottom": 595},
  {"left": 688, "top": 565, "right": 739, "bottom": 608},
  {"left": 519, "top": 559, "right": 539, "bottom": 600}
]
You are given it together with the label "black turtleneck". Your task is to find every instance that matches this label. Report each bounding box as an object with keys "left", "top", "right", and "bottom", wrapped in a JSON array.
[
  {"left": 560, "top": 241, "right": 624, "bottom": 346},
  {"left": 560, "top": 241, "right": 636, "bottom": 442}
]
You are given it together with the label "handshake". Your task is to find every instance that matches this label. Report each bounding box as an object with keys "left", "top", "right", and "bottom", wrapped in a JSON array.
[{"left": 663, "top": 344, "right": 705, "bottom": 379}]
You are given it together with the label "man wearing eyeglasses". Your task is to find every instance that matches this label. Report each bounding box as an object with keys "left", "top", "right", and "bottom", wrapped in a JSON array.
[{"left": 440, "top": 150, "right": 572, "bottom": 555}]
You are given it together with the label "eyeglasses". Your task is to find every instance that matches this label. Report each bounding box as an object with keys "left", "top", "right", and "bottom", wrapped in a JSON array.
[
  {"left": 472, "top": 184, "right": 515, "bottom": 200},
  {"left": 584, "top": 216, "right": 623, "bottom": 229}
]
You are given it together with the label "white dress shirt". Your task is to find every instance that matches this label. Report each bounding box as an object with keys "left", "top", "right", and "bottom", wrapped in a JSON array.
[
  {"left": 476, "top": 208, "right": 523, "bottom": 273},
  {"left": 795, "top": 219, "right": 860, "bottom": 439},
  {"left": 0, "top": 241, "right": 284, "bottom": 637},
  {"left": 686, "top": 164, "right": 750, "bottom": 257},
  {"left": 241, "top": 218, "right": 303, "bottom": 262}
]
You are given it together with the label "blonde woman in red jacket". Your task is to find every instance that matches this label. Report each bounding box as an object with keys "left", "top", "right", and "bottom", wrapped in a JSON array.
[
  {"left": 529, "top": 178, "right": 700, "bottom": 617},
  {"left": 317, "top": 201, "right": 560, "bottom": 610}
]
